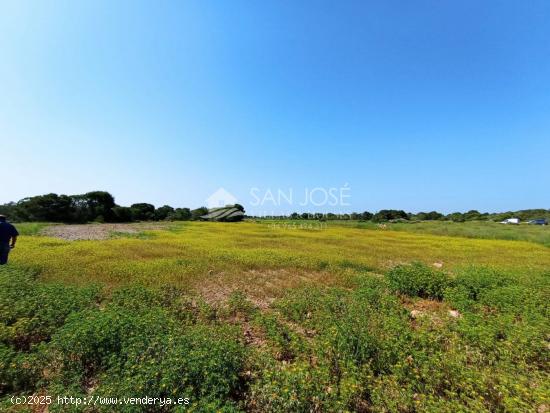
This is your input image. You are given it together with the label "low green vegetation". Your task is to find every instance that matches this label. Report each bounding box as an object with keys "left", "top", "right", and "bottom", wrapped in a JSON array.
[
  {"left": 0, "top": 268, "right": 247, "bottom": 412},
  {"left": 1, "top": 222, "right": 549, "bottom": 411},
  {"left": 335, "top": 220, "right": 550, "bottom": 246},
  {"left": 1, "top": 262, "right": 548, "bottom": 412},
  {"left": 12, "top": 222, "right": 49, "bottom": 236},
  {"left": 386, "top": 262, "right": 450, "bottom": 299}
]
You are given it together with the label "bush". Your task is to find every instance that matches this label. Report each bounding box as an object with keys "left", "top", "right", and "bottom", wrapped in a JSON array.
[
  {"left": 46, "top": 288, "right": 247, "bottom": 411},
  {"left": 0, "top": 267, "right": 99, "bottom": 396},
  {"left": 0, "top": 274, "right": 247, "bottom": 411},
  {"left": 450, "top": 266, "right": 512, "bottom": 301},
  {"left": 443, "top": 266, "right": 517, "bottom": 312},
  {"left": 0, "top": 267, "right": 100, "bottom": 350},
  {"left": 248, "top": 356, "right": 362, "bottom": 413},
  {"left": 249, "top": 281, "right": 411, "bottom": 411},
  {"left": 386, "top": 262, "right": 450, "bottom": 299}
]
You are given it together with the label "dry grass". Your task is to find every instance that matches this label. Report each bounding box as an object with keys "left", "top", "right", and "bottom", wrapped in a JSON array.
[{"left": 41, "top": 222, "right": 172, "bottom": 240}]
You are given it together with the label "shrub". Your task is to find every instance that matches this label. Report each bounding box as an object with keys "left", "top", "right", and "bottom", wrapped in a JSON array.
[
  {"left": 0, "top": 267, "right": 100, "bottom": 396},
  {"left": 247, "top": 356, "right": 363, "bottom": 413},
  {"left": 91, "top": 324, "right": 246, "bottom": 412},
  {"left": 0, "top": 343, "right": 46, "bottom": 393},
  {"left": 0, "top": 267, "right": 100, "bottom": 350},
  {"left": 450, "top": 266, "right": 512, "bottom": 301},
  {"left": 254, "top": 314, "right": 304, "bottom": 361},
  {"left": 444, "top": 266, "right": 515, "bottom": 311},
  {"left": 47, "top": 289, "right": 247, "bottom": 411},
  {"left": 250, "top": 281, "right": 411, "bottom": 411},
  {"left": 386, "top": 262, "right": 450, "bottom": 299},
  {"left": 226, "top": 291, "right": 257, "bottom": 319}
]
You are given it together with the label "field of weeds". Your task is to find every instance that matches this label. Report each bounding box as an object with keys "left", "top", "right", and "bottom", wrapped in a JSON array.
[{"left": 1, "top": 222, "right": 549, "bottom": 412}]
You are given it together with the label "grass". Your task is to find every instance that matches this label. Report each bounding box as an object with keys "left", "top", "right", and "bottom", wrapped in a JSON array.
[
  {"left": 10, "top": 222, "right": 550, "bottom": 295},
  {"left": 12, "top": 222, "right": 49, "bottom": 236},
  {"left": 333, "top": 219, "right": 550, "bottom": 246},
  {"left": 1, "top": 221, "right": 549, "bottom": 411}
]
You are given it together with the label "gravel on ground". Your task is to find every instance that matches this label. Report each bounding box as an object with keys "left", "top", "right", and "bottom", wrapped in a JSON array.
[{"left": 40, "top": 223, "right": 172, "bottom": 241}]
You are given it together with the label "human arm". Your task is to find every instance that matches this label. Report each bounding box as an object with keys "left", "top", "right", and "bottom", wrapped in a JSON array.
[{"left": 10, "top": 225, "right": 19, "bottom": 248}]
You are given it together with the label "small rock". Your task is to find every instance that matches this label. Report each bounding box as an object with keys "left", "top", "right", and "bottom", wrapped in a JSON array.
[
  {"left": 433, "top": 262, "right": 443, "bottom": 268},
  {"left": 448, "top": 310, "right": 461, "bottom": 318},
  {"left": 410, "top": 310, "right": 423, "bottom": 319}
]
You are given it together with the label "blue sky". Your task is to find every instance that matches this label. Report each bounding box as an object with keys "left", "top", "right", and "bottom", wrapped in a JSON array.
[{"left": 1, "top": 1, "right": 548, "bottom": 214}]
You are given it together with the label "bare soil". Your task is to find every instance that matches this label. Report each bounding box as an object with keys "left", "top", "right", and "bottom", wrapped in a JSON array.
[{"left": 40, "top": 223, "right": 171, "bottom": 241}]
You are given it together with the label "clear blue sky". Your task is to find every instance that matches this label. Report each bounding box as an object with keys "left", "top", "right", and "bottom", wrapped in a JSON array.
[{"left": 1, "top": 1, "right": 548, "bottom": 214}]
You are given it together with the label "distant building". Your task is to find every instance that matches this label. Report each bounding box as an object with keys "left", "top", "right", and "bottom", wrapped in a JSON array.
[
  {"left": 201, "top": 205, "right": 244, "bottom": 222},
  {"left": 500, "top": 218, "right": 520, "bottom": 224}
]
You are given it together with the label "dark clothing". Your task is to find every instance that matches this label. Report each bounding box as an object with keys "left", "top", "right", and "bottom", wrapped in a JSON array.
[
  {"left": 0, "top": 243, "right": 10, "bottom": 265},
  {"left": 0, "top": 222, "right": 18, "bottom": 244},
  {"left": 0, "top": 222, "right": 18, "bottom": 265}
]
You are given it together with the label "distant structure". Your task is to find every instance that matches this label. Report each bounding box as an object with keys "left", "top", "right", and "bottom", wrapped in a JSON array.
[
  {"left": 500, "top": 218, "right": 520, "bottom": 224},
  {"left": 201, "top": 205, "right": 244, "bottom": 222}
]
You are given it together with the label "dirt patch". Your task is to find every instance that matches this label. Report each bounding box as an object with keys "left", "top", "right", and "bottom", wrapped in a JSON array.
[
  {"left": 403, "top": 297, "right": 447, "bottom": 313},
  {"left": 41, "top": 223, "right": 171, "bottom": 241},
  {"left": 403, "top": 298, "right": 448, "bottom": 327},
  {"left": 196, "top": 268, "right": 332, "bottom": 309}
]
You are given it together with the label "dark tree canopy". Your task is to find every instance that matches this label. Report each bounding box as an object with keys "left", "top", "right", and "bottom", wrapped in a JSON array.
[
  {"left": 130, "top": 203, "right": 156, "bottom": 221},
  {"left": 372, "top": 210, "right": 409, "bottom": 222},
  {"left": 191, "top": 207, "right": 209, "bottom": 220},
  {"left": 155, "top": 205, "right": 175, "bottom": 221},
  {"left": 0, "top": 192, "right": 206, "bottom": 223},
  {"left": 168, "top": 208, "right": 192, "bottom": 221}
]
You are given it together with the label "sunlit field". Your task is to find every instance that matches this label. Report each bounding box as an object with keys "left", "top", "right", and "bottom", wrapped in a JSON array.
[
  {"left": 2, "top": 221, "right": 549, "bottom": 412},
  {"left": 11, "top": 221, "right": 550, "bottom": 291},
  {"left": 331, "top": 220, "right": 550, "bottom": 246}
]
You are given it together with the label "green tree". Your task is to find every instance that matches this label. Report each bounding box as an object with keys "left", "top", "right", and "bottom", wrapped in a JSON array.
[
  {"left": 83, "top": 191, "right": 116, "bottom": 222},
  {"left": 360, "top": 211, "right": 373, "bottom": 220},
  {"left": 155, "top": 205, "right": 174, "bottom": 221},
  {"left": 168, "top": 208, "right": 192, "bottom": 221},
  {"left": 372, "top": 209, "right": 408, "bottom": 222},
  {"left": 130, "top": 203, "right": 156, "bottom": 221},
  {"left": 446, "top": 212, "right": 465, "bottom": 222},
  {"left": 111, "top": 206, "right": 134, "bottom": 222},
  {"left": 16, "top": 194, "right": 74, "bottom": 222},
  {"left": 191, "top": 207, "right": 209, "bottom": 220}
]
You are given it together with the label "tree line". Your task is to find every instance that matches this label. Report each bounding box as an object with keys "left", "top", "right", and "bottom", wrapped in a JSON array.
[
  {"left": 252, "top": 208, "right": 550, "bottom": 222},
  {"left": 0, "top": 192, "right": 209, "bottom": 223},
  {"left": 0, "top": 191, "right": 547, "bottom": 223}
]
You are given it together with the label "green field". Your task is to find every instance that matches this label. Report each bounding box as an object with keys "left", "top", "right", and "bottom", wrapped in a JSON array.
[
  {"left": 1, "top": 222, "right": 549, "bottom": 412},
  {"left": 331, "top": 220, "right": 550, "bottom": 246}
]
